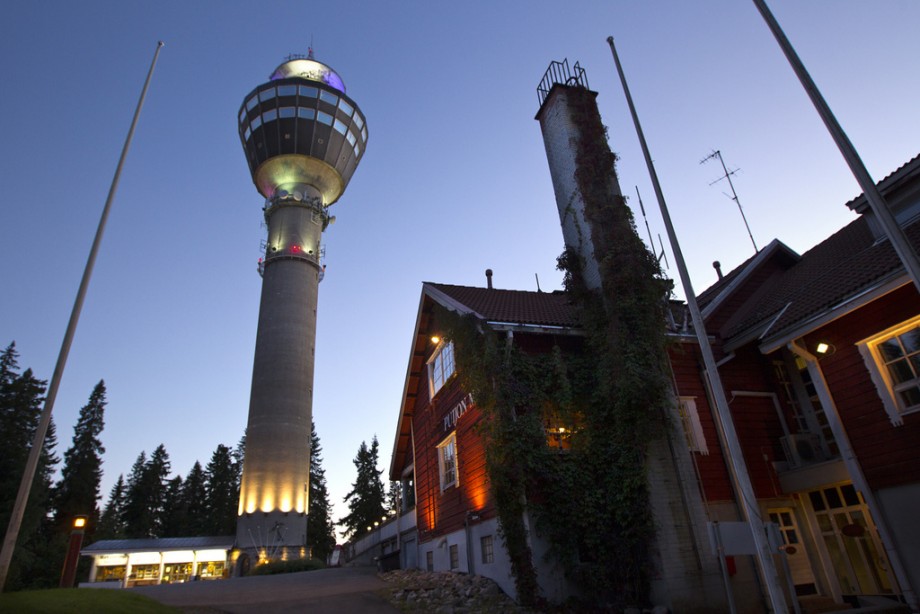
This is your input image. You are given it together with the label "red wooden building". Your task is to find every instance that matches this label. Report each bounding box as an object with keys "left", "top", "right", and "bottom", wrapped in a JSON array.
[{"left": 381, "top": 155, "right": 920, "bottom": 612}]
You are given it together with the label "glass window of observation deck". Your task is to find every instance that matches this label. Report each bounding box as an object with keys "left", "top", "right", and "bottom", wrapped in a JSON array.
[
  {"left": 277, "top": 84, "right": 296, "bottom": 97},
  {"left": 297, "top": 108, "right": 316, "bottom": 120},
  {"left": 319, "top": 90, "right": 338, "bottom": 106},
  {"left": 259, "top": 88, "right": 276, "bottom": 102},
  {"left": 263, "top": 109, "right": 277, "bottom": 123},
  {"left": 317, "top": 111, "right": 333, "bottom": 126},
  {"left": 279, "top": 107, "right": 295, "bottom": 119},
  {"left": 338, "top": 100, "right": 353, "bottom": 118},
  {"left": 346, "top": 130, "right": 356, "bottom": 146},
  {"left": 299, "top": 85, "right": 318, "bottom": 98},
  {"left": 333, "top": 119, "right": 347, "bottom": 135},
  {"left": 251, "top": 116, "right": 262, "bottom": 130},
  {"left": 354, "top": 113, "right": 364, "bottom": 130},
  {"left": 246, "top": 95, "right": 259, "bottom": 112}
]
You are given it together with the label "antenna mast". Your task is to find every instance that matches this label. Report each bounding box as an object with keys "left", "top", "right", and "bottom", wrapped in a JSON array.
[
  {"left": 701, "top": 149, "right": 758, "bottom": 253},
  {"left": 635, "top": 186, "right": 669, "bottom": 268}
]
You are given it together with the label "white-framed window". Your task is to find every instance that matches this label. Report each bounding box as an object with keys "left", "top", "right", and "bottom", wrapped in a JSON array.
[
  {"left": 481, "top": 535, "right": 494, "bottom": 564},
  {"left": 437, "top": 432, "right": 458, "bottom": 491},
  {"left": 678, "top": 397, "right": 709, "bottom": 455},
  {"left": 428, "top": 341, "right": 456, "bottom": 398},
  {"left": 859, "top": 316, "right": 920, "bottom": 425},
  {"left": 449, "top": 544, "right": 459, "bottom": 570}
]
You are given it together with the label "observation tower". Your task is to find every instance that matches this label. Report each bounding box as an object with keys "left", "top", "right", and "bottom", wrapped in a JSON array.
[{"left": 236, "top": 53, "right": 367, "bottom": 560}]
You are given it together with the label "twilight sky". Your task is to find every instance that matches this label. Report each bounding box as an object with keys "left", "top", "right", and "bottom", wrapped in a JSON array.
[{"left": 1, "top": 1, "right": 918, "bottom": 538}]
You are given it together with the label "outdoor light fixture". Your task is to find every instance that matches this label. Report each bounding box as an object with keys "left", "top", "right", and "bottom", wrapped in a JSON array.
[
  {"left": 60, "top": 515, "right": 89, "bottom": 588},
  {"left": 816, "top": 342, "right": 835, "bottom": 355},
  {"left": 431, "top": 335, "right": 441, "bottom": 344},
  {"left": 72, "top": 517, "right": 86, "bottom": 529}
]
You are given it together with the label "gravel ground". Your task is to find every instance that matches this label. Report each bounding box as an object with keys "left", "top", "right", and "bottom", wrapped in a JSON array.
[{"left": 379, "top": 569, "right": 526, "bottom": 613}]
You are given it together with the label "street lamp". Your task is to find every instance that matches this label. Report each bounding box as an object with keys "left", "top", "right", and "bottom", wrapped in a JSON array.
[{"left": 59, "top": 515, "right": 88, "bottom": 588}]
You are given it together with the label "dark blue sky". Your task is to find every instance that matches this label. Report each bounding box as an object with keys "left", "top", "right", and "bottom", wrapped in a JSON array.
[{"left": 2, "top": 1, "right": 917, "bottom": 535}]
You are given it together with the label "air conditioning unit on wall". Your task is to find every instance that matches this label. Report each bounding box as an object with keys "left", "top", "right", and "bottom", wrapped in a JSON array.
[{"left": 780, "top": 433, "right": 826, "bottom": 469}]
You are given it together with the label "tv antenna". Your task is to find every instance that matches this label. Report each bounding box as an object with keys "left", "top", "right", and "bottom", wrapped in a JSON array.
[
  {"left": 700, "top": 149, "right": 758, "bottom": 253},
  {"left": 635, "top": 186, "right": 669, "bottom": 269}
]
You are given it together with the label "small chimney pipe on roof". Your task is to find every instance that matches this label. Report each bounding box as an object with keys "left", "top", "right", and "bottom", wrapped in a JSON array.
[
  {"left": 713, "top": 261, "right": 723, "bottom": 280},
  {"left": 485, "top": 269, "right": 493, "bottom": 289}
]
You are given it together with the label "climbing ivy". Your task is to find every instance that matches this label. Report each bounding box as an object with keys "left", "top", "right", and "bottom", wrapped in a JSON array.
[{"left": 438, "top": 85, "right": 673, "bottom": 610}]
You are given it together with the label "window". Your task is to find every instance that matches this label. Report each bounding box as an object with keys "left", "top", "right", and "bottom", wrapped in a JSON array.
[
  {"left": 481, "top": 535, "right": 494, "bottom": 564},
  {"left": 449, "top": 544, "right": 459, "bottom": 570},
  {"left": 428, "top": 341, "right": 455, "bottom": 398},
  {"left": 426, "top": 551, "right": 433, "bottom": 572},
  {"left": 319, "top": 90, "right": 339, "bottom": 106},
  {"left": 437, "top": 432, "right": 458, "bottom": 491},
  {"left": 277, "top": 84, "right": 297, "bottom": 97},
  {"left": 677, "top": 397, "right": 708, "bottom": 455},
  {"left": 259, "top": 88, "right": 276, "bottom": 102},
  {"left": 859, "top": 317, "right": 920, "bottom": 425},
  {"left": 298, "top": 85, "right": 318, "bottom": 98}
]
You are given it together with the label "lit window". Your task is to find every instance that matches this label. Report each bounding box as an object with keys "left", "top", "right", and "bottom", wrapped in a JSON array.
[
  {"left": 678, "top": 397, "right": 708, "bottom": 454},
  {"left": 428, "top": 341, "right": 455, "bottom": 398},
  {"left": 299, "top": 85, "right": 318, "bottom": 98},
  {"left": 859, "top": 317, "right": 920, "bottom": 425},
  {"left": 544, "top": 410, "right": 575, "bottom": 451},
  {"left": 481, "top": 535, "right": 494, "bottom": 564},
  {"left": 319, "top": 90, "right": 338, "bottom": 106},
  {"left": 437, "top": 432, "right": 458, "bottom": 491},
  {"left": 449, "top": 544, "right": 459, "bottom": 570}
]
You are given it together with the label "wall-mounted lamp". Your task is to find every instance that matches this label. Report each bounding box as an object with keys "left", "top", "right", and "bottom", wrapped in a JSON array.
[
  {"left": 816, "top": 342, "right": 835, "bottom": 356},
  {"left": 430, "top": 335, "right": 441, "bottom": 344}
]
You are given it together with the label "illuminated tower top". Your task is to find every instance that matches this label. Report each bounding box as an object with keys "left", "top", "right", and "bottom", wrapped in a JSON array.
[{"left": 237, "top": 55, "right": 368, "bottom": 205}]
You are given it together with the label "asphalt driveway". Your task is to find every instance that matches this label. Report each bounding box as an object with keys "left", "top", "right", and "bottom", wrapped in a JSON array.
[{"left": 133, "top": 565, "right": 400, "bottom": 613}]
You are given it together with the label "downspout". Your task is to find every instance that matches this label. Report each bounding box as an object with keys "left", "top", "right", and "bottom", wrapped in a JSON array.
[{"left": 787, "top": 340, "right": 917, "bottom": 612}]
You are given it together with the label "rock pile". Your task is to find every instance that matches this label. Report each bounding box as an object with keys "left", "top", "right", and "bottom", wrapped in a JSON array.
[{"left": 379, "top": 569, "right": 524, "bottom": 613}]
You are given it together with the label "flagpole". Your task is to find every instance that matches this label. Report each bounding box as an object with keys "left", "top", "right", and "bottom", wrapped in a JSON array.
[
  {"left": 0, "top": 41, "right": 165, "bottom": 591},
  {"left": 606, "top": 36, "right": 788, "bottom": 613},
  {"left": 751, "top": 0, "right": 920, "bottom": 293}
]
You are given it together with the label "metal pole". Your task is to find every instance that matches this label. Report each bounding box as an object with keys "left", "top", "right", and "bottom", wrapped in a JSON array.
[
  {"left": 0, "top": 41, "right": 164, "bottom": 591},
  {"left": 752, "top": 0, "right": 920, "bottom": 293},
  {"left": 606, "top": 36, "right": 788, "bottom": 613}
]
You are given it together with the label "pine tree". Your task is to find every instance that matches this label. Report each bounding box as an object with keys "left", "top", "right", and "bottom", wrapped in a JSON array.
[
  {"left": 386, "top": 480, "right": 402, "bottom": 514},
  {"left": 203, "top": 444, "right": 238, "bottom": 535},
  {"left": 307, "top": 421, "right": 336, "bottom": 561},
  {"left": 97, "top": 474, "right": 127, "bottom": 539},
  {"left": 53, "top": 381, "right": 107, "bottom": 535},
  {"left": 338, "top": 436, "right": 386, "bottom": 540}
]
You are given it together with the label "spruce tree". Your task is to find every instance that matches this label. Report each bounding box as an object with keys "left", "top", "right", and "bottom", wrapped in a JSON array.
[
  {"left": 53, "top": 381, "right": 107, "bottom": 535},
  {"left": 123, "top": 445, "right": 171, "bottom": 537},
  {"left": 338, "top": 436, "right": 386, "bottom": 540},
  {"left": 97, "top": 474, "right": 127, "bottom": 540},
  {"left": 203, "top": 444, "right": 238, "bottom": 535},
  {"left": 0, "top": 343, "right": 59, "bottom": 590},
  {"left": 307, "top": 421, "right": 336, "bottom": 561},
  {"left": 181, "top": 461, "right": 208, "bottom": 537},
  {"left": 160, "top": 476, "right": 185, "bottom": 536}
]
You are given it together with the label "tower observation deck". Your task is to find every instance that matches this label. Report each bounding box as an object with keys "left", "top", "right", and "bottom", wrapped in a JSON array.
[{"left": 236, "top": 55, "right": 367, "bottom": 562}]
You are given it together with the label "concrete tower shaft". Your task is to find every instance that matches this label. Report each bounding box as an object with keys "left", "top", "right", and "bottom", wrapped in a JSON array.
[
  {"left": 236, "top": 56, "right": 367, "bottom": 557},
  {"left": 535, "top": 60, "right": 623, "bottom": 291}
]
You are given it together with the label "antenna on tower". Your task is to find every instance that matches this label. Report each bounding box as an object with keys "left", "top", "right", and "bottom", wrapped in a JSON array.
[
  {"left": 308, "top": 35, "right": 314, "bottom": 59},
  {"left": 701, "top": 149, "right": 758, "bottom": 253},
  {"left": 635, "top": 186, "right": 669, "bottom": 269}
]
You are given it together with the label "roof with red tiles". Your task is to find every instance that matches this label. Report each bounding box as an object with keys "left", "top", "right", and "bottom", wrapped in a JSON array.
[
  {"left": 426, "top": 283, "right": 578, "bottom": 328},
  {"left": 704, "top": 155, "right": 920, "bottom": 349}
]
